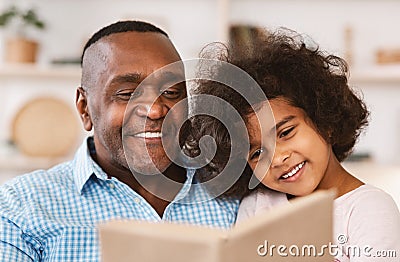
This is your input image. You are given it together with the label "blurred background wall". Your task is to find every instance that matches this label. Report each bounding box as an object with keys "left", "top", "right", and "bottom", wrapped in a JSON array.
[{"left": 0, "top": 0, "right": 399, "bottom": 204}]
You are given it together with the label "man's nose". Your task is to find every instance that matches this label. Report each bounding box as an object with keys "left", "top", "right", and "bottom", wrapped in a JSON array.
[{"left": 134, "top": 88, "right": 168, "bottom": 120}]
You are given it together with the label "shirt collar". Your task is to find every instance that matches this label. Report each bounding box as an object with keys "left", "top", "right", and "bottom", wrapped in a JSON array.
[
  {"left": 172, "top": 168, "right": 196, "bottom": 202},
  {"left": 72, "top": 137, "right": 196, "bottom": 197},
  {"left": 72, "top": 137, "right": 108, "bottom": 194}
]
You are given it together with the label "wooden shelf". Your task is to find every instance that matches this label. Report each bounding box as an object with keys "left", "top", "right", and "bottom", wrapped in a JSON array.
[
  {"left": 350, "top": 65, "right": 400, "bottom": 84},
  {"left": 0, "top": 64, "right": 81, "bottom": 79},
  {"left": 0, "top": 63, "right": 398, "bottom": 84}
]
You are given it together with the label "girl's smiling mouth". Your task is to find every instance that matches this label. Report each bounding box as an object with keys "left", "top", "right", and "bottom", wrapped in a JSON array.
[{"left": 279, "top": 161, "right": 306, "bottom": 181}]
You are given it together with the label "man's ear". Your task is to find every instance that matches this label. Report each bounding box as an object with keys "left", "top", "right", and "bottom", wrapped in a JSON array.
[{"left": 76, "top": 87, "right": 93, "bottom": 131}]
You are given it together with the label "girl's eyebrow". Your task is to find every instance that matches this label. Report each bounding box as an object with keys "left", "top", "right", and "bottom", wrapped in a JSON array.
[{"left": 270, "top": 115, "right": 296, "bottom": 134}]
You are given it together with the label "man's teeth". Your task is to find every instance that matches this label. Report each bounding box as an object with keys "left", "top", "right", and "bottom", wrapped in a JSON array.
[
  {"left": 281, "top": 162, "right": 305, "bottom": 179},
  {"left": 135, "top": 132, "right": 163, "bottom": 138}
]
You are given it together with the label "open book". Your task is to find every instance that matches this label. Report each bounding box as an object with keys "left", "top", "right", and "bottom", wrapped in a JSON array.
[{"left": 99, "top": 190, "right": 335, "bottom": 262}]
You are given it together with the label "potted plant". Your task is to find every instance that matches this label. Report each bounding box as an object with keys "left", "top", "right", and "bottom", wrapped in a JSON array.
[{"left": 0, "top": 5, "right": 45, "bottom": 63}]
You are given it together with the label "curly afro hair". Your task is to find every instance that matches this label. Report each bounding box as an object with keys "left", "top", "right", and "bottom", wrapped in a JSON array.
[{"left": 184, "top": 28, "right": 369, "bottom": 198}]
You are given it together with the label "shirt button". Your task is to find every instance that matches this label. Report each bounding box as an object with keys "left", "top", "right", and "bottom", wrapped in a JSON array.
[
  {"left": 134, "top": 198, "right": 140, "bottom": 204},
  {"left": 108, "top": 182, "right": 115, "bottom": 189}
]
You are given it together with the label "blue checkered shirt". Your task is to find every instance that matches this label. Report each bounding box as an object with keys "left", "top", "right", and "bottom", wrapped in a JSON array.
[{"left": 0, "top": 138, "right": 239, "bottom": 261}]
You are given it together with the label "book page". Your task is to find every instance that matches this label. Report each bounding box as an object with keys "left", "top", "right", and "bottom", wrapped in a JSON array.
[{"left": 99, "top": 190, "right": 335, "bottom": 262}]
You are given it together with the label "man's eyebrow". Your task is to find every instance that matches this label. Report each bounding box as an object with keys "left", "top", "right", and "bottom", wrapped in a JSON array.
[
  {"left": 110, "top": 73, "right": 142, "bottom": 85},
  {"left": 270, "top": 115, "right": 296, "bottom": 134},
  {"left": 157, "top": 71, "right": 185, "bottom": 83}
]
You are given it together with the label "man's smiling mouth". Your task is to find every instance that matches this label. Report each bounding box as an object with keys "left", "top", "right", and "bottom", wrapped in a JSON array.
[{"left": 134, "top": 132, "right": 163, "bottom": 138}]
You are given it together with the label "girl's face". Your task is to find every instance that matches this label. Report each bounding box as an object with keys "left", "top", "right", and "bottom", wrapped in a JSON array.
[{"left": 246, "top": 98, "right": 334, "bottom": 196}]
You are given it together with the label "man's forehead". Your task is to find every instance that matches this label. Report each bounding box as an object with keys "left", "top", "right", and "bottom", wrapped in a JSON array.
[
  {"left": 84, "top": 32, "right": 181, "bottom": 64},
  {"left": 97, "top": 31, "right": 171, "bottom": 48},
  {"left": 83, "top": 32, "right": 139, "bottom": 65},
  {"left": 81, "top": 32, "right": 185, "bottom": 89}
]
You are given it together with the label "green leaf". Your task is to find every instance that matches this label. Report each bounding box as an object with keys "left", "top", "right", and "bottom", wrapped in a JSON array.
[{"left": 0, "top": 6, "right": 45, "bottom": 30}]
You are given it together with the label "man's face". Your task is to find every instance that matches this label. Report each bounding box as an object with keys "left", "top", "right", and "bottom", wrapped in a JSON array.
[{"left": 82, "top": 32, "right": 187, "bottom": 175}]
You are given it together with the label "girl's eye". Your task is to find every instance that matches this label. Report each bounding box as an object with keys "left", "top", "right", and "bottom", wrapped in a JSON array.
[
  {"left": 279, "top": 126, "right": 295, "bottom": 139},
  {"left": 250, "top": 148, "right": 264, "bottom": 160}
]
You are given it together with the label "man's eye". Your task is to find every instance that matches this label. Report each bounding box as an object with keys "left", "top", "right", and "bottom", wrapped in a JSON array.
[
  {"left": 116, "top": 92, "right": 134, "bottom": 100},
  {"left": 116, "top": 88, "right": 142, "bottom": 100},
  {"left": 160, "top": 81, "right": 186, "bottom": 99},
  {"left": 279, "top": 126, "right": 295, "bottom": 139},
  {"left": 162, "top": 89, "right": 182, "bottom": 99}
]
